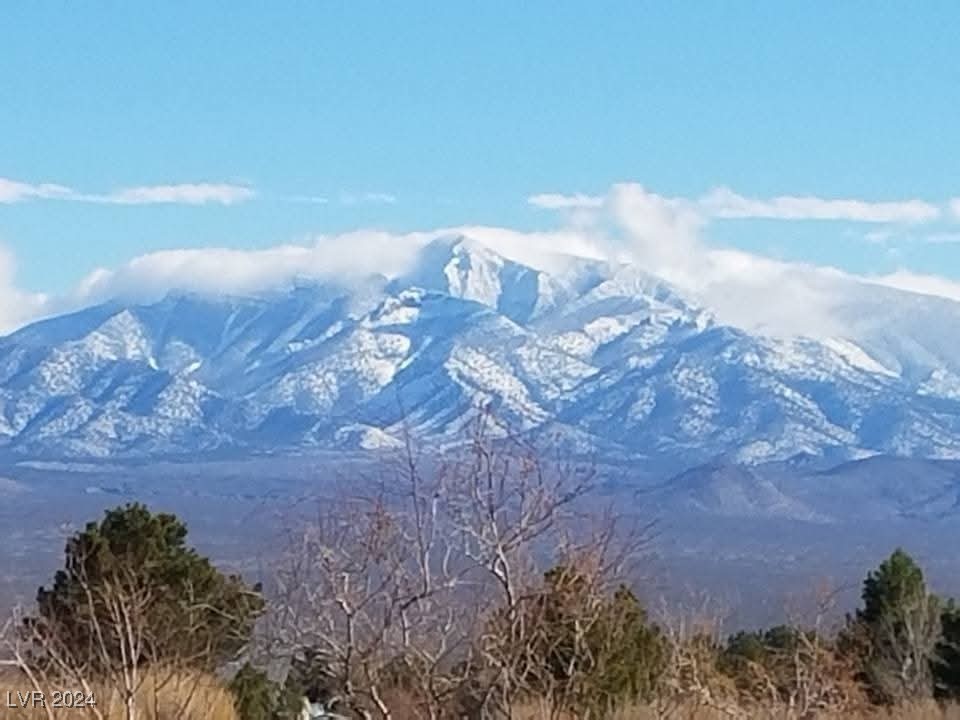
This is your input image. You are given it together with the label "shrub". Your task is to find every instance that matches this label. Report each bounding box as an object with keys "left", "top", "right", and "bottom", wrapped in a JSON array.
[{"left": 229, "top": 663, "right": 279, "bottom": 720}]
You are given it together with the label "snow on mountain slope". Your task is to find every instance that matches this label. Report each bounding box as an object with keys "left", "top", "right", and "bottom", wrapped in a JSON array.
[
  {"left": 322, "top": 287, "right": 595, "bottom": 440},
  {"left": 813, "top": 277, "right": 960, "bottom": 381},
  {"left": 559, "top": 326, "right": 915, "bottom": 466},
  {"left": 535, "top": 264, "right": 713, "bottom": 367},
  {"left": 394, "top": 236, "right": 606, "bottom": 324},
  {"left": 1, "top": 235, "right": 960, "bottom": 465}
]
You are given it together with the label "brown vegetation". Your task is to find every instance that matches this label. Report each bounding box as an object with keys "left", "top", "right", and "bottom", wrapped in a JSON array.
[
  {"left": 4, "top": 414, "right": 960, "bottom": 720},
  {"left": 0, "top": 668, "right": 235, "bottom": 720}
]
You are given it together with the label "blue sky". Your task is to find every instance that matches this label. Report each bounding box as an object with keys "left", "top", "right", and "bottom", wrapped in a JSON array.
[{"left": 1, "top": 3, "right": 959, "bottom": 306}]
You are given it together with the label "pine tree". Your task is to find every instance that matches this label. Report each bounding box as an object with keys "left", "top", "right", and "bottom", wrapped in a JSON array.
[
  {"left": 935, "top": 600, "right": 960, "bottom": 699},
  {"left": 520, "top": 565, "right": 666, "bottom": 715},
  {"left": 854, "top": 548, "right": 941, "bottom": 703},
  {"left": 30, "top": 502, "right": 265, "bottom": 671}
]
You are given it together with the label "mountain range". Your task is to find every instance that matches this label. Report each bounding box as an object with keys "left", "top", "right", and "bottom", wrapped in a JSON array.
[{"left": 2, "top": 235, "right": 960, "bottom": 471}]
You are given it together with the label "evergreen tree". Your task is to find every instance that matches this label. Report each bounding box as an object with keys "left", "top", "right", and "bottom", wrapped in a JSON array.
[
  {"left": 721, "top": 625, "right": 800, "bottom": 677},
  {"left": 521, "top": 565, "right": 666, "bottom": 715},
  {"left": 935, "top": 600, "right": 960, "bottom": 699},
  {"left": 585, "top": 585, "right": 666, "bottom": 710},
  {"left": 30, "top": 502, "right": 265, "bottom": 671},
  {"left": 853, "top": 548, "right": 941, "bottom": 703}
]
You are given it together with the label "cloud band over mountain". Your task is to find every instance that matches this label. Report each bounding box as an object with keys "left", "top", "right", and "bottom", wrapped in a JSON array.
[{"left": 3, "top": 182, "right": 960, "bottom": 339}]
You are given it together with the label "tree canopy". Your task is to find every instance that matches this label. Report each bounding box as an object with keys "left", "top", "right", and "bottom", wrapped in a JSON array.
[
  {"left": 853, "top": 548, "right": 941, "bottom": 704},
  {"left": 31, "top": 502, "right": 264, "bottom": 671}
]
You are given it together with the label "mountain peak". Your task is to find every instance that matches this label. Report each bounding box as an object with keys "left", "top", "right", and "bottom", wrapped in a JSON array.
[
  {"left": 2, "top": 245, "right": 960, "bottom": 465},
  {"left": 393, "top": 235, "right": 551, "bottom": 324}
]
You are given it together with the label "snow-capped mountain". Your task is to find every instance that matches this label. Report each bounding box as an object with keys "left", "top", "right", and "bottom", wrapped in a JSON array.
[{"left": 3, "top": 235, "right": 960, "bottom": 466}]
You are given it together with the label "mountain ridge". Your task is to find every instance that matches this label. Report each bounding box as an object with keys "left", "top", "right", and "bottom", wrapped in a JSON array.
[{"left": 2, "top": 235, "right": 960, "bottom": 467}]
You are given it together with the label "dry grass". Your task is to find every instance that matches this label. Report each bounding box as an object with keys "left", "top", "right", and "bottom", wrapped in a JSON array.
[
  {"left": 0, "top": 669, "right": 236, "bottom": 720},
  {"left": 512, "top": 699, "right": 960, "bottom": 719},
  {"left": 4, "top": 669, "right": 959, "bottom": 720}
]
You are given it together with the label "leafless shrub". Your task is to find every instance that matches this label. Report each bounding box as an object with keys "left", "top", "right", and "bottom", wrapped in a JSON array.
[
  {"left": 264, "top": 412, "right": 654, "bottom": 719},
  {"left": 1, "top": 556, "right": 244, "bottom": 720}
]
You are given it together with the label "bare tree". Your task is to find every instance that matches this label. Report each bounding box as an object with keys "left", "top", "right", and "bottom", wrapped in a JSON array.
[
  {"left": 865, "top": 587, "right": 942, "bottom": 704},
  {"left": 777, "top": 582, "right": 867, "bottom": 717},
  {"left": 653, "top": 594, "right": 745, "bottom": 720},
  {"left": 266, "top": 422, "right": 499, "bottom": 719},
  {"left": 265, "top": 412, "right": 652, "bottom": 720},
  {"left": 3, "top": 560, "right": 241, "bottom": 720}
]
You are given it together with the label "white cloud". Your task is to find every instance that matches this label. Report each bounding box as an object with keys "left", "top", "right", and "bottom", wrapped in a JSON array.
[
  {"left": 923, "top": 232, "right": 960, "bottom": 245},
  {"left": 862, "top": 229, "right": 895, "bottom": 244},
  {"left": 425, "top": 225, "right": 609, "bottom": 273},
  {"left": 532, "top": 184, "right": 949, "bottom": 227},
  {"left": 338, "top": 192, "right": 397, "bottom": 206},
  {"left": 5, "top": 180, "right": 960, "bottom": 343},
  {"left": 531, "top": 183, "right": 848, "bottom": 336},
  {"left": 701, "top": 186, "right": 941, "bottom": 224},
  {"left": 518, "top": 183, "right": 960, "bottom": 335},
  {"left": 528, "top": 193, "right": 604, "bottom": 210},
  {"left": 288, "top": 195, "right": 330, "bottom": 205},
  {"left": 36, "top": 181, "right": 960, "bottom": 341},
  {"left": 695, "top": 249, "right": 851, "bottom": 337},
  {"left": 73, "top": 231, "right": 424, "bottom": 305},
  {"left": 0, "top": 178, "right": 73, "bottom": 203},
  {"left": 56, "top": 212, "right": 852, "bottom": 339},
  {"left": 71, "top": 225, "right": 608, "bottom": 308},
  {"left": 606, "top": 184, "right": 705, "bottom": 279},
  {"left": 277, "top": 191, "right": 401, "bottom": 206},
  {"left": 0, "top": 175, "right": 406, "bottom": 208},
  {"left": 65, "top": 184, "right": 833, "bottom": 334},
  {"left": 0, "top": 244, "right": 50, "bottom": 333},
  {"left": 855, "top": 228, "right": 960, "bottom": 246},
  {"left": 951, "top": 198, "right": 960, "bottom": 220},
  {"left": 868, "top": 269, "right": 960, "bottom": 303},
  {"left": 0, "top": 177, "right": 255, "bottom": 206},
  {"left": 94, "top": 183, "right": 255, "bottom": 206}
]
